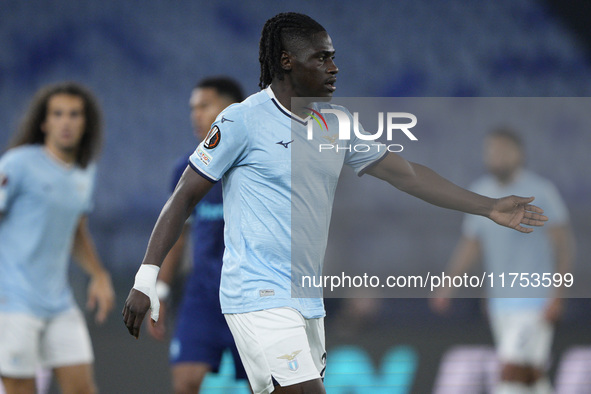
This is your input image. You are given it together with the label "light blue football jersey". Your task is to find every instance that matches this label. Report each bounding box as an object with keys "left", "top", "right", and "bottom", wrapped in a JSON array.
[
  {"left": 462, "top": 170, "right": 569, "bottom": 311},
  {"left": 189, "top": 87, "right": 387, "bottom": 318},
  {"left": 0, "top": 145, "right": 96, "bottom": 317}
]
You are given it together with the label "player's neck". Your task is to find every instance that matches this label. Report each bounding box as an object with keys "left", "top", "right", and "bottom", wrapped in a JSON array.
[
  {"left": 269, "top": 83, "right": 295, "bottom": 111},
  {"left": 44, "top": 144, "right": 76, "bottom": 167},
  {"left": 269, "top": 82, "right": 312, "bottom": 118}
]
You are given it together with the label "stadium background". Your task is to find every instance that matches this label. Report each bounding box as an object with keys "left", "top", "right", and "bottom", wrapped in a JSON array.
[{"left": 1, "top": 0, "right": 590, "bottom": 392}]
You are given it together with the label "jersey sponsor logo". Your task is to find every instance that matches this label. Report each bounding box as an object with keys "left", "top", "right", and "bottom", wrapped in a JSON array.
[
  {"left": 276, "top": 140, "right": 294, "bottom": 148},
  {"left": 278, "top": 350, "right": 302, "bottom": 372},
  {"left": 203, "top": 126, "right": 221, "bottom": 149},
  {"left": 196, "top": 146, "right": 212, "bottom": 166},
  {"left": 259, "top": 289, "right": 275, "bottom": 297},
  {"left": 221, "top": 116, "right": 234, "bottom": 123}
]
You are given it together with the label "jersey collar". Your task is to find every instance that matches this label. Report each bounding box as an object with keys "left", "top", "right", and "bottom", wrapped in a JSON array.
[{"left": 264, "top": 86, "right": 309, "bottom": 126}]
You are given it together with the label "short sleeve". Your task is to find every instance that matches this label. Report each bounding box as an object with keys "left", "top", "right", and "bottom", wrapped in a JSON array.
[
  {"left": 189, "top": 108, "right": 248, "bottom": 182},
  {"left": 341, "top": 108, "right": 388, "bottom": 176},
  {"left": 0, "top": 151, "right": 23, "bottom": 213}
]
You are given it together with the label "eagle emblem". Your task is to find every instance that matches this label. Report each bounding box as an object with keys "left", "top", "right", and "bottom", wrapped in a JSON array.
[{"left": 277, "top": 350, "right": 302, "bottom": 372}]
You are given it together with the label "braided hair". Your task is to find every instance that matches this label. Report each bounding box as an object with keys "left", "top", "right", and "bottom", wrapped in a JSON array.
[{"left": 259, "top": 12, "right": 326, "bottom": 89}]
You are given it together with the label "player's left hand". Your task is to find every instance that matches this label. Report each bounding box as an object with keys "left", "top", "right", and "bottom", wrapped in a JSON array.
[
  {"left": 87, "top": 271, "right": 115, "bottom": 324},
  {"left": 489, "top": 196, "right": 548, "bottom": 233}
]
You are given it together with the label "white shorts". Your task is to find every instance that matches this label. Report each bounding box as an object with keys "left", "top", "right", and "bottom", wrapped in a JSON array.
[
  {"left": 225, "top": 307, "right": 326, "bottom": 394},
  {"left": 489, "top": 309, "right": 553, "bottom": 368},
  {"left": 0, "top": 307, "right": 94, "bottom": 378}
]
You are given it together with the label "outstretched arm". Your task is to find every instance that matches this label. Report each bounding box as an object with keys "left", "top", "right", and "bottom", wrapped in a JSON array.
[
  {"left": 366, "top": 153, "right": 548, "bottom": 232},
  {"left": 123, "top": 166, "right": 214, "bottom": 338}
]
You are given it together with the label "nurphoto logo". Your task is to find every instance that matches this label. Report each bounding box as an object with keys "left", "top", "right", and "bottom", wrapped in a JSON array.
[{"left": 306, "top": 108, "right": 418, "bottom": 153}]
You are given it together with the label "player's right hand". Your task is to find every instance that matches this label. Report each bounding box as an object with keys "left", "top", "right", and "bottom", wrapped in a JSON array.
[
  {"left": 122, "top": 288, "right": 151, "bottom": 338},
  {"left": 489, "top": 196, "right": 548, "bottom": 233}
]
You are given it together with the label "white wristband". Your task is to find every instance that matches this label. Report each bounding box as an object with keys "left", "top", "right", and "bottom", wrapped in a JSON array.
[
  {"left": 156, "top": 280, "right": 171, "bottom": 301},
  {"left": 132, "top": 264, "right": 161, "bottom": 322}
]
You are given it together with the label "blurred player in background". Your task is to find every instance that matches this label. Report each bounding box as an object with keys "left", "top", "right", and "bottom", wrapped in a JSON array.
[
  {"left": 431, "top": 128, "right": 574, "bottom": 394},
  {"left": 146, "top": 77, "right": 249, "bottom": 393},
  {"left": 124, "top": 13, "right": 548, "bottom": 394},
  {"left": 0, "top": 82, "right": 115, "bottom": 394}
]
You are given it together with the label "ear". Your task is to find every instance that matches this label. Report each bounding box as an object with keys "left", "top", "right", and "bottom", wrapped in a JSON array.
[{"left": 280, "top": 51, "right": 292, "bottom": 72}]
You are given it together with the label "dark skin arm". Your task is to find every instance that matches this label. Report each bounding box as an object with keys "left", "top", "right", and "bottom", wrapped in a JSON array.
[
  {"left": 124, "top": 152, "right": 547, "bottom": 339},
  {"left": 122, "top": 167, "right": 213, "bottom": 338},
  {"left": 146, "top": 224, "right": 189, "bottom": 340},
  {"left": 366, "top": 153, "right": 548, "bottom": 232}
]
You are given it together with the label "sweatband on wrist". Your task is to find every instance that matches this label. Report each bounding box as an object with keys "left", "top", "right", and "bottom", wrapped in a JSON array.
[{"left": 132, "top": 264, "right": 161, "bottom": 321}]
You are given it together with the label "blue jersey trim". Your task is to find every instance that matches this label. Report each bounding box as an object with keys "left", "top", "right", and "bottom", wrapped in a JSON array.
[
  {"left": 357, "top": 149, "right": 389, "bottom": 176},
  {"left": 189, "top": 161, "right": 218, "bottom": 183},
  {"left": 271, "top": 98, "right": 307, "bottom": 126}
]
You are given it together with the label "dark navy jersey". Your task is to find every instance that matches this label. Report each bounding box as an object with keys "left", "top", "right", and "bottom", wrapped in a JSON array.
[{"left": 172, "top": 154, "right": 224, "bottom": 299}]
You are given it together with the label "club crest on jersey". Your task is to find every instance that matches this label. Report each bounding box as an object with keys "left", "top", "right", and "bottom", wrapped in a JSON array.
[
  {"left": 203, "top": 126, "right": 221, "bottom": 149},
  {"left": 277, "top": 350, "right": 302, "bottom": 372}
]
